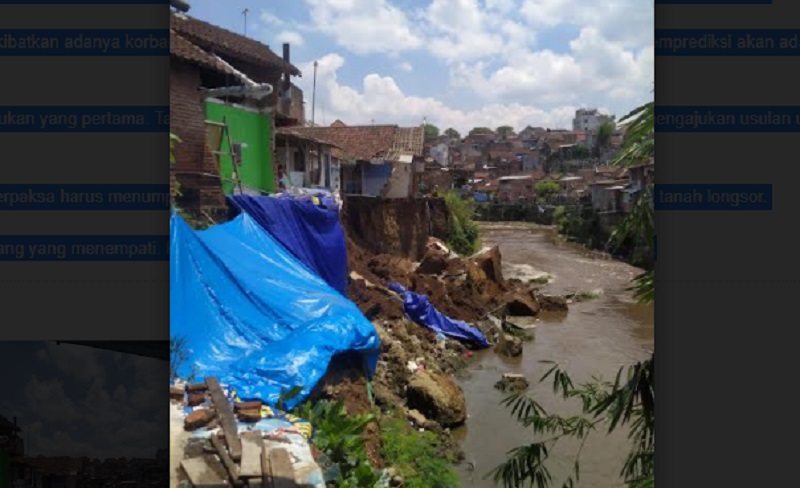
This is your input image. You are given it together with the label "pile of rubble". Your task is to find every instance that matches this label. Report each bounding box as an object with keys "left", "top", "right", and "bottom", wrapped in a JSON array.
[
  {"left": 347, "top": 238, "right": 569, "bottom": 352},
  {"left": 170, "top": 377, "right": 324, "bottom": 488}
]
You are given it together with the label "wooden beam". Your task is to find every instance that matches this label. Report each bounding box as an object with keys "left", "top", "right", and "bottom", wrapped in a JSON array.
[
  {"left": 239, "top": 432, "right": 263, "bottom": 478},
  {"left": 269, "top": 447, "right": 296, "bottom": 488},
  {"left": 205, "top": 377, "right": 242, "bottom": 461},
  {"left": 211, "top": 434, "right": 240, "bottom": 484},
  {"left": 181, "top": 457, "right": 225, "bottom": 487}
]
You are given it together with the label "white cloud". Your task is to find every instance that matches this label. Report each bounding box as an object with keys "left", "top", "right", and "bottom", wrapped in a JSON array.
[
  {"left": 303, "top": 0, "right": 423, "bottom": 55},
  {"left": 520, "top": 0, "right": 653, "bottom": 46},
  {"left": 259, "top": 10, "right": 284, "bottom": 26},
  {"left": 287, "top": 0, "right": 652, "bottom": 132},
  {"left": 296, "top": 54, "right": 579, "bottom": 134},
  {"left": 276, "top": 30, "right": 304, "bottom": 47},
  {"left": 397, "top": 62, "right": 413, "bottom": 72}
]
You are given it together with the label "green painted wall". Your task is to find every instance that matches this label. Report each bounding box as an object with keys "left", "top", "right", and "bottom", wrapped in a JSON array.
[{"left": 205, "top": 101, "right": 274, "bottom": 194}]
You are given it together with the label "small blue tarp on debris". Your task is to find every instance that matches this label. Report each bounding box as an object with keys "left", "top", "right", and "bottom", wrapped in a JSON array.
[
  {"left": 228, "top": 194, "right": 349, "bottom": 296},
  {"left": 170, "top": 212, "right": 380, "bottom": 409},
  {"left": 388, "top": 283, "right": 490, "bottom": 348}
]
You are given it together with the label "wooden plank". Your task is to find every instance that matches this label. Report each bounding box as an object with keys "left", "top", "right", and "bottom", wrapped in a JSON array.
[
  {"left": 234, "top": 400, "right": 263, "bottom": 412},
  {"left": 261, "top": 444, "right": 273, "bottom": 488},
  {"left": 240, "top": 432, "right": 263, "bottom": 478},
  {"left": 181, "top": 457, "right": 226, "bottom": 487},
  {"left": 211, "top": 433, "right": 240, "bottom": 484},
  {"left": 206, "top": 377, "right": 242, "bottom": 461},
  {"left": 269, "top": 448, "right": 296, "bottom": 488}
]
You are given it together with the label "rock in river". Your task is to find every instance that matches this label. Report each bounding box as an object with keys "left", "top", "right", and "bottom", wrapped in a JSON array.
[
  {"left": 406, "top": 369, "right": 467, "bottom": 427},
  {"left": 495, "top": 334, "right": 523, "bottom": 357},
  {"left": 495, "top": 373, "right": 529, "bottom": 392},
  {"left": 504, "top": 291, "right": 541, "bottom": 316}
]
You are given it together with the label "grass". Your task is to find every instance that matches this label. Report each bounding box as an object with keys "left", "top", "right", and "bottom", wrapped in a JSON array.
[
  {"left": 444, "top": 191, "right": 481, "bottom": 256},
  {"left": 379, "top": 414, "right": 460, "bottom": 488}
]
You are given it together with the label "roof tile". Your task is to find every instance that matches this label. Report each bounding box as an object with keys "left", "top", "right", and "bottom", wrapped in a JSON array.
[{"left": 171, "top": 13, "right": 300, "bottom": 75}]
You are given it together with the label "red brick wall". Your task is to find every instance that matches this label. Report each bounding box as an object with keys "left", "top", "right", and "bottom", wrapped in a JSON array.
[{"left": 170, "top": 60, "right": 225, "bottom": 212}]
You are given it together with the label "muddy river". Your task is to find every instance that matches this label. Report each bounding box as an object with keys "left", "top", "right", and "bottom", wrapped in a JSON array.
[{"left": 453, "top": 222, "right": 654, "bottom": 487}]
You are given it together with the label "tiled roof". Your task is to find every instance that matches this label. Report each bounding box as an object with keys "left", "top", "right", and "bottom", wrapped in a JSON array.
[
  {"left": 281, "top": 125, "right": 399, "bottom": 161},
  {"left": 170, "top": 30, "right": 238, "bottom": 76},
  {"left": 391, "top": 127, "right": 424, "bottom": 156},
  {"left": 275, "top": 126, "right": 341, "bottom": 148},
  {"left": 171, "top": 13, "right": 300, "bottom": 75}
]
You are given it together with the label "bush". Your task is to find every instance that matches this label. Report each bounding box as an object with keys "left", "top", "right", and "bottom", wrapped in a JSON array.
[
  {"left": 444, "top": 191, "right": 481, "bottom": 255},
  {"left": 534, "top": 180, "right": 559, "bottom": 199},
  {"left": 292, "top": 400, "right": 381, "bottom": 487},
  {"left": 379, "top": 415, "right": 459, "bottom": 488}
]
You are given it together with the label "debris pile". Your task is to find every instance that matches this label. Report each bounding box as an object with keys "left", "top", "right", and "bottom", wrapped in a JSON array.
[
  {"left": 347, "top": 237, "right": 568, "bottom": 327},
  {"left": 171, "top": 377, "right": 324, "bottom": 488}
]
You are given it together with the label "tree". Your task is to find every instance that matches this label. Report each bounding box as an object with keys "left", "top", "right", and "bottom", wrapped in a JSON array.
[
  {"left": 444, "top": 128, "right": 461, "bottom": 140},
  {"left": 469, "top": 127, "right": 494, "bottom": 137},
  {"left": 491, "top": 98, "right": 654, "bottom": 488},
  {"left": 496, "top": 125, "right": 515, "bottom": 138},
  {"left": 596, "top": 122, "right": 615, "bottom": 150},
  {"left": 424, "top": 123, "right": 440, "bottom": 142}
]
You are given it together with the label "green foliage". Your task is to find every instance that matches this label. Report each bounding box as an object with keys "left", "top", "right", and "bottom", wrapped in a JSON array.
[
  {"left": 276, "top": 385, "right": 303, "bottom": 412},
  {"left": 489, "top": 358, "right": 654, "bottom": 488},
  {"left": 495, "top": 97, "right": 655, "bottom": 488},
  {"left": 534, "top": 180, "right": 560, "bottom": 198},
  {"left": 380, "top": 415, "right": 459, "bottom": 488},
  {"left": 424, "top": 123, "right": 441, "bottom": 142},
  {"left": 568, "top": 145, "right": 591, "bottom": 160},
  {"left": 292, "top": 400, "right": 381, "bottom": 487},
  {"left": 469, "top": 127, "right": 494, "bottom": 136},
  {"left": 169, "top": 336, "right": 196, "bottom": 383},
  {"left": 612, "top": 101, "right": 654, "bottom": 169},
  {"left": 553, "top": 205, "right": 605, "bottom": 248},
  {"left": 444, "top": 128, "right": 461, "bottom": 140},
  {"left": 170, "top": 133, "right": 181, "bottom": 165},
  {"left": 496, "top": 125, "right": 515, "bottom": 137},
  {"left": 444, "top": 191, "right": 481, "bottom": 256},
  {"left": 596, "top": 122, "right": 615, "bottom": 149}
]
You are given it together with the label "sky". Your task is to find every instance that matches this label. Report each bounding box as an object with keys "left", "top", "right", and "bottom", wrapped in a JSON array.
[
  {"left": 0, "top": 342, "right": 167, "bottom": 459},
  {"left": 185, "top": 0, "right": 654, "bottom": 134}
]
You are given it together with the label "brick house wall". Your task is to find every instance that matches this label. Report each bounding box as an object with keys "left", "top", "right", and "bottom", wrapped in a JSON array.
[{"left": 169, "top": 60, "right": 226, "bottom": 213}]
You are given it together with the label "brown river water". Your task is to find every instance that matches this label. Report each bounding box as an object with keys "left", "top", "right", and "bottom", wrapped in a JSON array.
[{"left": 453, "top": 222, "right": 654, "bottom": 487}]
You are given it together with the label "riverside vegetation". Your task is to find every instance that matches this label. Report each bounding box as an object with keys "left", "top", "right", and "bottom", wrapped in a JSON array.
[{"left": 490, "top": 99, "right": 655, "bottom": 488}]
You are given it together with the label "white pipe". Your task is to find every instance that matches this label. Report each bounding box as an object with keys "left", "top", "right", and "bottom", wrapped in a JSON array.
[
  {"left": 202, "top": 53, "right": 273, "bottom": 100},
  {"left": 203, "top": 84, "right": 273, "bottom": 99}
]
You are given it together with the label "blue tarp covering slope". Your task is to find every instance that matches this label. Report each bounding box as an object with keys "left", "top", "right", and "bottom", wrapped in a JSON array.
[
  {"left": 228, "top": 194, "right": 349, "bottom": 296},
  {"left": 170, "top": 212, "right": 380, "bottom": 409},
  {"left": 388, "top": 283, "right": 490, "bottom": 348}
]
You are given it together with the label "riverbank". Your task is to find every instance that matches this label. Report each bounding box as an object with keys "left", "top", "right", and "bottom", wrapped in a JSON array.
[{"left": 454, "top": 222, "right": 654, "bottom": 487}]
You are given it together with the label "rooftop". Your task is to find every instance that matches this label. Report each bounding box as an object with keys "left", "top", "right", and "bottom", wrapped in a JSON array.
[{"left": 170, "top": 12, "right": 300, "bottom": 75}]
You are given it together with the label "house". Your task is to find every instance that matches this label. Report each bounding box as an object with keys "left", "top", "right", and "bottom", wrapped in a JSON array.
[
  {"left": 169, "top": 3, "right": 301, "bottom": 214},
  {"left": 498, "top": 175, "right": 534, "bottom": 202},
  {"left": 274, "top": 127, "right": 341, "bottom": 191},
  {"left": 429, "top": 142, "right": 450, "bottom": 166},
  {"left": 572, "top": 108, "right": 615, "bottom": 132},
  {"left": 590, "top": 179, "right": 628, "bottom": 213},
  {"left": 621, "top": 161, "right": 654, "bottom": 211},
  {"left": 281, "top": 123, "right": 424, "bottom": 198}
]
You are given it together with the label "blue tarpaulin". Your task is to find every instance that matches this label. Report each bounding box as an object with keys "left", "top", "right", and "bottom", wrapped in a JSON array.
[
  {"left": 170, "top": 212, "right": 380, "bottom": 409},
  {"left": 387, "top": 283, "right": 490, "bottom": 348},
  {"left": 228, "top": 194, "right": 349, "bottom": 296}
]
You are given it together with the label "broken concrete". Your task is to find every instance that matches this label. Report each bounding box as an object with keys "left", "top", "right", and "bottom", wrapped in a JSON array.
[{"left": 406, "top": 369, "right": 467, "bottom": 427}]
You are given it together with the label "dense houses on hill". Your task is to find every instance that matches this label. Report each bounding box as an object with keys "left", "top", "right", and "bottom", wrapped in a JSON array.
[
  {"left": 1, "top": 414, "right": 168, "bottom": 487},
  {"left": 167, "top": 1, "right": 647, "bottom": 223}
]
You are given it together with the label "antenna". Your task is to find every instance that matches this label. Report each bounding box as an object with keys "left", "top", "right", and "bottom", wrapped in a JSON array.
[
  {"left": 311, "top": 61, "right": 318, "bottom": 127},
  {"left": 242, "top": 8, "right": 249, "bottom": 35}
]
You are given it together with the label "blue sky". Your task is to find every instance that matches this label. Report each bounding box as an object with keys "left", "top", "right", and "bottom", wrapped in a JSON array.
[{"left": 185, "top": 0, "right": 653, "bottom": 133}]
